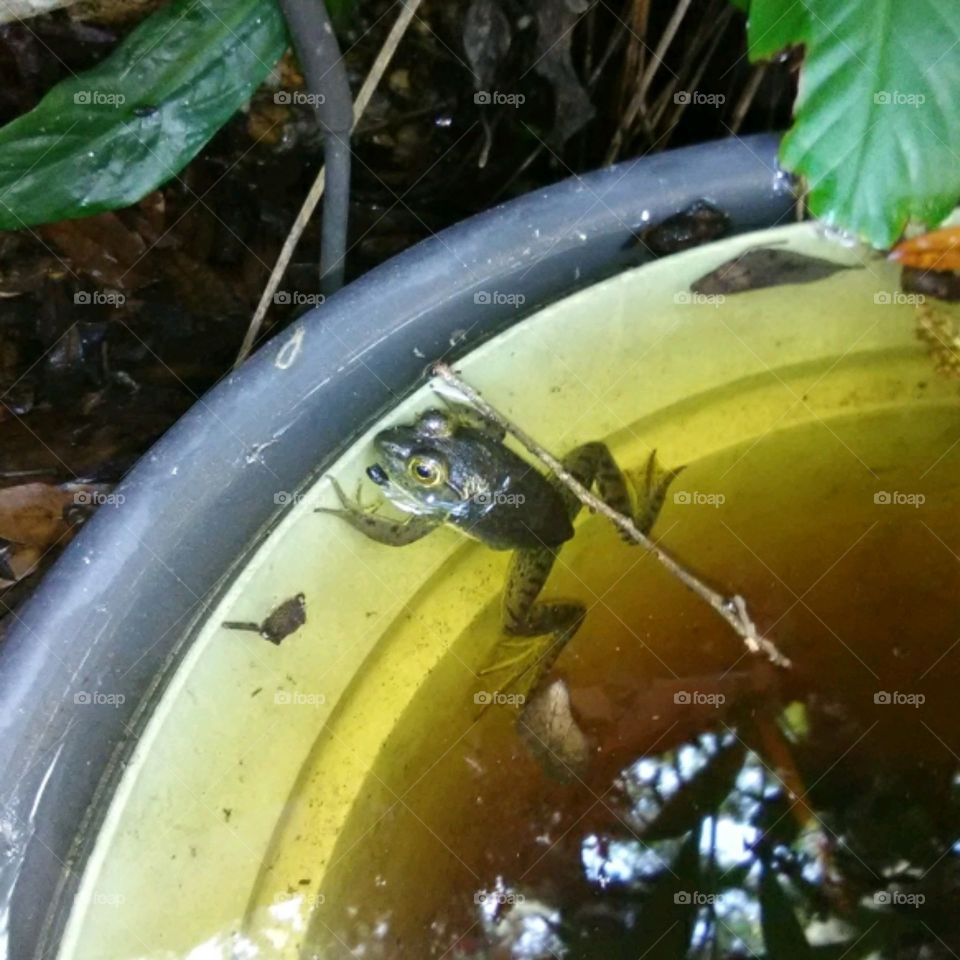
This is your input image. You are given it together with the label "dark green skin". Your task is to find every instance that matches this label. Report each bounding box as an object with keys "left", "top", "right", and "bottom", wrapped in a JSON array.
[{"left": 321, "top": 406, "right": 682, "bottom": 698}]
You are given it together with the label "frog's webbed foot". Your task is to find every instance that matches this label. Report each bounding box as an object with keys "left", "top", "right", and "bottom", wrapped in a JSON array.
[
  {"left": 480, "top": 600, "right": 585, "bottom": 698},
  {"left": 625, "top": 449, "right": 685, "bottom": 540},
  {"left": 316, "top": 477, "right": 439, "bottom": 546},
  {"left": 478, "top": 545, "right": 585, "bottom": 705}
]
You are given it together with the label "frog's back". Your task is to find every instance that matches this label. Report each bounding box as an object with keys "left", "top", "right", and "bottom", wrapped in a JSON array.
[{"left": 447, "top": 439, "right": 573, "bottom": 550}]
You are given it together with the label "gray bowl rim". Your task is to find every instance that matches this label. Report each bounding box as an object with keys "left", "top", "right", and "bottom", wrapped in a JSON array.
[{"left": 0, "top": 133, "right": 794, "bottom": 959}]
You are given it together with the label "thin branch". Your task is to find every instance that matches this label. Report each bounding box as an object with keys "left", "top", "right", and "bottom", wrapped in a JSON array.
[
  {"left": 234, "top": 0, "right": 425, "bottom": 368},
  {"left": 432, "top": 362, "right": 791, "bottom": 669}
]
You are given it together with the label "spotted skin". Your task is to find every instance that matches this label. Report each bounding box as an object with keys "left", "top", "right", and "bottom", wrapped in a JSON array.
[
  {"left": 489, "top": 442, "right": 683, "bottom": 697},
  {"left": 318, "top": 407, "right": 682, "bottom": 702}
]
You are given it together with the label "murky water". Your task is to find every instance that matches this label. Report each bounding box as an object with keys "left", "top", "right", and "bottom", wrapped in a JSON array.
[{"left": 308, "top": 400, "right": 960, "bottom": 958}]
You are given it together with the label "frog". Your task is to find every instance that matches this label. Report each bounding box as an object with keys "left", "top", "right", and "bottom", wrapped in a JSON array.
[{"left": 319, "top": 406, "right": 683, "bottom": 700}]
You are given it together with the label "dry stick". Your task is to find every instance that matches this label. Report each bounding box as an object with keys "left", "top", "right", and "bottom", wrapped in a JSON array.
[
  {"left": 234, "top": 0, "right": 425, "bottom": 368},
  {"left": 605, "top": 0, "right": 695, "bottom": 163},
  {"left": 432, "top": 363, "right": 791, "bottom": 669},
  {"left": 729, "top": 62, "right": 768, "bottom": 135}
]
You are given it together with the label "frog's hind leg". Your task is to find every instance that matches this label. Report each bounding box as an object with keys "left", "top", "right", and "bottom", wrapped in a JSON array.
[
  {"left": 563, "top": 442, "right": 683, "bottom": 539},
  {"left": 479, "top": 443, "right": 682, "bottom": 702},
  {"left": 480, "top": 546, "right": 585, "bottom": 698}
]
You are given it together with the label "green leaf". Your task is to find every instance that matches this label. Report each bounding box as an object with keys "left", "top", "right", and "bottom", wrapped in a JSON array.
[
  {"left": 779, "top": 0, "right": 960, "bottom": 248},
  {"left": 0, "top": 0, "right": 287, "bottom": 230},
  {"left": 747, "top": 0, "right": 809, "bottom": 60}
]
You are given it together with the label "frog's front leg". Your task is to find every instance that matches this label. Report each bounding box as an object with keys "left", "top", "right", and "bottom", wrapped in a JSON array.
[{"left": 316, "top": 479, "right": 440, "bottom": 546}]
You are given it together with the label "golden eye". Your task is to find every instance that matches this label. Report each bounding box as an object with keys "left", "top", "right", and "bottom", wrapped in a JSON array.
[{"left": 408, "top": 455, "right": 445, "bottom": 487}]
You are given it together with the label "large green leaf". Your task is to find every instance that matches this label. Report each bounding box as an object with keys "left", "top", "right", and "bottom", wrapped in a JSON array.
[
  {"left": 747, "top": 0, "right": 808, "bottom": 60},
  {"left": 775, "top": 0, "right": 960, "bottom": 247},
  {"left": 0, "top": 0, "right": 287, "bottom": 230}
]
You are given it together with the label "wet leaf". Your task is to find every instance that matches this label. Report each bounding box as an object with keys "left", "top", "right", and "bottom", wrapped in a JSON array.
[
  {"left": 642, "top": 740, "right": 746, "bottom": 842},
  {"left": 0, "top": 0, "right": 287, "bottom": 229},
  {"left": 463, "top": 0, "right": 511, "bottom": 93},
  {"left": 0, "top": 482, "right": 74, "bottom": 546},
  {"left": 691, "top": 248, "right": 857, "bottom": 295},
  {"left": 635, "top": 200, "right": 731, "bottom": 257},
  {"left": 746, "top": 0, "right": 808, "bottom": 60},
  {"left": 903, "top": 266, "right": 960, "bottom": 303},
  {"left": 518, "top": 677, "right": 591, "bottom": 778},
  {"left": 891, "top": 226, "right": 960, "bottom": 272},
  {"left": 776, "top": 0, "right": 960, "bottom": 248},
  {"left": 0, "top": 539, "right": 42, "bottom": 584},
  {"left": 532, "top": 0, "right": 594, "bottom": 144}
]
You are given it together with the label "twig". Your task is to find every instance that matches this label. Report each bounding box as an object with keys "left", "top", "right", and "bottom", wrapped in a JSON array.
[
  {"left": 432, "top": 363, "right": 791, "bottom": 669},
  {"left": 606, "top": 0, "right": 695, "bottom": 163},
  {"left": 234, "top": 0, "right": 425, "bottom": 368},
  {"left": 729, "top": 63, "right": 768, "bottom": 135}
]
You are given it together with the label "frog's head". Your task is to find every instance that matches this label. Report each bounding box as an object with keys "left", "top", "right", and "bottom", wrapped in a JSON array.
[
  {"left": 366, "top": 408, "right": 485, "bottom": 519},
  {"left": 366, "top": 406, "right": 573, "bottom": 550}
]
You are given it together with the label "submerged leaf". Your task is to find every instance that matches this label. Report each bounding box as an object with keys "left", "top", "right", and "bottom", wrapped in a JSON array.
[
  {"left": 0, "top": 0, "right": 287, "bottom": 229},
  {"left": 691, "top": 247, "right": 857, "bottom": 295}
]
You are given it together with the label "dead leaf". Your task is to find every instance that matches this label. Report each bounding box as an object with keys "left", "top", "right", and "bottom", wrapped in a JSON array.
[
  {"left": 0, "top": 482, "right": 74, "bottom": 546},
  {"left": 891, "top": 226, "right": 960, "bottom": 272},
  {"left": 532, "top": 0, "right": 594, "bottom": 144},
  {"left": 692, "top": 248, "right": 857, "bottom": 296},
  {"left": 518, "top": 677, "right": 591, "bottom": 779}
]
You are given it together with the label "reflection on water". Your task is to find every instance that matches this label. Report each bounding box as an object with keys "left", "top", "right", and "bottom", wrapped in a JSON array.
[{"left": 304, "top": 404, "right": 960, "bottom": 959}]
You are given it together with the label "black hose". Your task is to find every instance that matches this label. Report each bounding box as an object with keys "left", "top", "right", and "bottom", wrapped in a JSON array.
[{"left": 277, "top": 0, "right": 353, "bottom": 295}]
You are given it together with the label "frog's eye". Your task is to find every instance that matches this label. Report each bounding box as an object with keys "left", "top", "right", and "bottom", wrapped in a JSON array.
[{"left": 408, "top": 455, "right": 446, "bottom": 487}]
